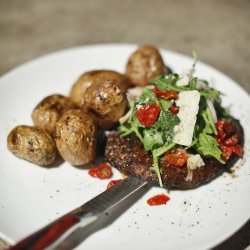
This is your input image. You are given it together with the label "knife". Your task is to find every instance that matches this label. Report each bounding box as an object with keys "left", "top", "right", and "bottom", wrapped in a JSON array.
[{"left": 10, "top": 175, "right": 148, "bottom": 250}]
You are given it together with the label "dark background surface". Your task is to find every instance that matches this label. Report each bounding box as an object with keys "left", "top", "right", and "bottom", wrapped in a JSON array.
[{"left": 0, "top": 0, "right": 249, "bottom": 249}]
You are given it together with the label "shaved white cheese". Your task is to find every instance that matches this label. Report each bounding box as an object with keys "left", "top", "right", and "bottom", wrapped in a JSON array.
[
  {"left": 173, "top": 90, "right": 200, "bottom": 146},
  {"left": 176, "top": 75, "right": 189, "bottom": 87},
  {"left": 187, "top": 154, "right": 205, "bottom": 170}
]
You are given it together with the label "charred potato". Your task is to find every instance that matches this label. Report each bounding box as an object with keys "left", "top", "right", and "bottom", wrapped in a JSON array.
[
  {"left": 32, "top": 94, "right": 76, "bottom": 136},
  {"left": 69, "top": 70, "right": 128, "bottom": 107},
  {"left": 125, "top": 45, "right": 166, "bottom": 86},
  {"left": 55, "top": 109, "right": 97, "bottom": 165},
  {"left": 7, "top": 125, "right": 56, "bottom": 166},
  {"left": 82, "top": 79, "right": 128, "bottom": 129}
]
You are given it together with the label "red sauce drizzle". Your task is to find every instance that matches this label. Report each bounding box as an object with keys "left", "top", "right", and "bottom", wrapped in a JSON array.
[{"left": 147, "top": 194, "right": 170, "bottom": 206}]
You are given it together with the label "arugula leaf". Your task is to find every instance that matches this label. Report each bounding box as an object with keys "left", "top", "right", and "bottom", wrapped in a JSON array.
[
  {"left": 195, "top": 132, "right": 224, "bottom": 163},
  {"left": 159, "top": 99, "right": 172, "bottom": 111},
  {"left": 143, "top": 128, "right": 163, "bottom": 151},
  {"left": 149, "top": 74, "right": 179, "bottom": 91},
  {"left": 138, "top": 88, "right": 158, "bottom": 104},
  {"left": 189, "top": 77, "right": 198, "bottom": 90},
  {"left": 143, "top": 129, "right": 155, "bottom": 151},
  {"left": 200, "top": 88, "right": 220, "bottom": 99},
  {"left": 206, "top": 107, "right": 217, "bottom": 134},
  {"left": 193, "top": 96, "right": 223, "bottom": 162},
  {"left": 200, "top": 107, "right": 217, "bottom": 135},
  {"left": 192, "top": 97, "right": 225, "bottom": 163},
  {"left": 155, "top": 110, "right": 180, "bottom": 142},
  {"left": 118, "top": 111, "right": 143, "bottom": 143},
  {"left": 152, "top": 142, "right": 175, "bottom": 187},
  {"left": 150, "top": 74, "right": 199, "bottom": 92},
  {"left": 149, "top": 74, "right": 189, "bottom": 92}
]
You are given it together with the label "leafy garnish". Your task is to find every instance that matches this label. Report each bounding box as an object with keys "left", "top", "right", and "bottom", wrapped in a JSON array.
[
  {"left": 152, "top": 142, "right": 175, "bottom": 187},
  {"left": 159, "top": 99, "right": 172, "bottom": 111},
  {"left": 139, "top": 88, "right": 158, "bottom": 105},
  {"left": 201, "top": 107, "right": 217, "bottom": 135},
  {"left": 200, "top": 88, "right": 220, "bottom": 99},
  {"left": 189, "top": 77, "right": 198, "bottom": 90},
  {"left": 155, "top": 110, "right": 180, "bottom": 142},
  {"left": 143, "top": 128, "right": 163, "bottom": 151},
  {"left": 150, "top": 74, "right": 199, "bottom": 92},
  {"left": 193, "top": 98, "right": 224, "bottom": 163},
  {"left": 118, "top": 86, "right": 180, "bottom": 186},
  {"left": 119, "top": 54, "right": 228, "bottom": 186},
  {"left": 149, "top": 74, "right": 179, "bottom": 91},
  {"left": 195, "top": 133, "right": 225, "bottom": 163}
]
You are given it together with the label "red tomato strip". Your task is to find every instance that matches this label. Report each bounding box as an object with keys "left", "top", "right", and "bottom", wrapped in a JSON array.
[
  {"left": 224, "top": 134, "right": 239, "bottom": 146},
  {"left": 147, "top": 194, "right": 170, "bottom": 206},
  {"left": 136, "top": 104, "right": 161, "bottom": 127},
  {"left": 215, "top": 120, "right": 243, "bottom": 161},
  {"left": 153, "top": 87, "right": 178, "bottom": 100},
  {"left": 88, "top": 163, "right": 112, "bottom": 179}
]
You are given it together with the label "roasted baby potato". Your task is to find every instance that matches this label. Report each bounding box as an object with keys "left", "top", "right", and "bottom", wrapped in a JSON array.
[
  {"left": 55, "top": 109, "right": 97, "bottom": 165},
  {"left": 82, "top": 78, "right": 128, "bottom": 129},
  {"left": 32, "top": 94, "right": 76, "bottom": 136},
  {"left": 125, "top": 45, "right": 166, "bottom": 86},
  {"left": 7, "top": 125, "right": 56, "bottom": 166},
  {"left": 69, "top": 70, "right": 128, "bottom": 106}
]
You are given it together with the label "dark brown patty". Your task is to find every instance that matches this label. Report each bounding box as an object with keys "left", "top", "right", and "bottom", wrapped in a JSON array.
[{"left": 105, "top": 119, "right": 244, "bottom": 189}]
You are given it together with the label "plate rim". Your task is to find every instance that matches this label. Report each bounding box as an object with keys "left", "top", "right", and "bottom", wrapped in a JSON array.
[{"left": 0, "top": 43, "right": 249, "bottom": 249}]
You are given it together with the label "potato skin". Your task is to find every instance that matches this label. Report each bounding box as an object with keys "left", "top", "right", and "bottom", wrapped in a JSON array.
[
  {"left": 83, "top": 80, "right": 128, "bottom": 129},
  {"left": 32, "top": 94, "right": 76, "bottom": 136},
  {"left": 69, "top": 70, "right": 128, "bottom": 106},
  {"left": 55, "top": 109, "right": 97, "bottom": 165},
  {"left": 125, "top": 45, "right": 166, "bottom": 86},
  {"left": 7, "top": 125, "right": 56, "bottom": 166}
]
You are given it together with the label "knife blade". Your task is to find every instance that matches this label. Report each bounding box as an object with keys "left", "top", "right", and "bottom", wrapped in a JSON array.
[{"left": 10, "top": 175, "right": 148, "bottom": 250}]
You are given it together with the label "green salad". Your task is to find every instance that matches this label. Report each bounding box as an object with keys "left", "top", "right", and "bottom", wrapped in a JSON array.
[{"left": 118, "top": 60, "right": 238, "bottom": 187}]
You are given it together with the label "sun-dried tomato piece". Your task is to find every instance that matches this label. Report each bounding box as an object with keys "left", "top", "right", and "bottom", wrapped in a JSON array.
[
  {"left": 165, "top": 149, "right": 188, "bottom": 167},
  {"left": 169, "top": 102, "right": 179, "bottom": 115},
  {"left": 153, "top": 87, "right": 178, "bottom": 100},
  {"left": 88, "top": 163, "right": 112, "bottom": 179},
  {"left": 224, "top": 134, "right": 239, "bottom": 147},
  {"left": 136, "top": 104, "right": 161, "bottom": 127}
]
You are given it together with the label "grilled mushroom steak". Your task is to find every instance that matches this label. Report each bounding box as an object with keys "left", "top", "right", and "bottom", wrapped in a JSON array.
[{"left": 105, "top": 119, "right": 244, "bottom": 189}]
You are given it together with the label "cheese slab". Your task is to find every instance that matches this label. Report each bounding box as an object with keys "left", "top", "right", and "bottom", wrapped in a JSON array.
[{"left": 173, "top": 90, "right": 200, "bottom": 146}]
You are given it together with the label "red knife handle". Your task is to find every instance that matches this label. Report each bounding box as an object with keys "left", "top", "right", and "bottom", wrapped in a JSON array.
[{"left": 9, "top": 215, "right": 80, "bottom": 250}]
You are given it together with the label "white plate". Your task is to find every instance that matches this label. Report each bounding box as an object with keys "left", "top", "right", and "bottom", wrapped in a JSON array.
[{"left": 0, "top": 44, "right": 249, "bottom": 250}]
